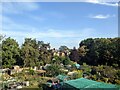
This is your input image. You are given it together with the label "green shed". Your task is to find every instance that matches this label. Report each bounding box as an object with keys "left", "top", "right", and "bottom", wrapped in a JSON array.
[
  {"left": 56, "top": 75, "right": 68, "bottom": 82},
  {"left": 62, "top": 78, "right": 119, "bottom": 90}
]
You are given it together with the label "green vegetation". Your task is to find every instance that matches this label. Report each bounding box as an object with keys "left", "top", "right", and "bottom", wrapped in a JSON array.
[
  {"left": 78, "top": 38, "right": 120, "bottom": 67},
  {"left": 2, "top": 37, "right": 20, "bottom": 68},
  {"left": 46, "top": 64, "right": 62, "bottom": 77},
  {"left": 1, "top": 36, "right": 120, "bottom": 89}
]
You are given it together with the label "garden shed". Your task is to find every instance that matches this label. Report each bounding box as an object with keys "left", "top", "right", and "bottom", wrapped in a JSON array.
[{"left": 56, "top": 75, "right": 68, "bottom": 82}]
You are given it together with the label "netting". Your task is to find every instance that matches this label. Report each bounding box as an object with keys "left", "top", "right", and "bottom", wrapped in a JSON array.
[{"left": 63, "top": 78, "right": 119, "bottom": 90}]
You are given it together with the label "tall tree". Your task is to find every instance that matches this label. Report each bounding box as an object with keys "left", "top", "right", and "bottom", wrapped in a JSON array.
[
  {"left": 21, "top": 38, "right": 39, "bottom": 67},
  {"left": 38, "top": 41, "right": 52, "bottom": 65},
  {"left": 2, "top": 37, "right": 20, "bottom": 68}
]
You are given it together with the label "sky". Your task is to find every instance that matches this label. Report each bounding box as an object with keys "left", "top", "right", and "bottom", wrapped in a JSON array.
[{"left": 1, "top": 0, "right": 118, "bottom": 49}]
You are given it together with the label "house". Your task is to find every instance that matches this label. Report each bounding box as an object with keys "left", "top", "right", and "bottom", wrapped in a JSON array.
[{"left": 52, "top": 48, "right": 70, "bottom": 57}]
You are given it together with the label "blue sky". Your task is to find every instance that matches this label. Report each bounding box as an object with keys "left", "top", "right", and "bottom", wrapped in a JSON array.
[{"left": 1, "top": 1, "right": 118, "bottom": 49}]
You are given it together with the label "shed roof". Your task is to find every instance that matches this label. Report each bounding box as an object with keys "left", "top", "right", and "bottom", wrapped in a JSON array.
[
  {"left": 56, "top": 75, "right": 68, "bottom": 81},
  {"left": 36, "top": 70, "right": 46, "bottom": 73}
]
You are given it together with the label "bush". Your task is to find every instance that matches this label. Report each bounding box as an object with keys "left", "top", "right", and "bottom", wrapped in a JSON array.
[
  {"left": 63, "top": 57, "right": 71, "bottom": 65},
  {"left": 29, "top": 69, "right": 35, "bottom": 75},
  {"left": 46, "top": 64, "right": 61, "bottom": 77},
  {"left": 115, "top": 79, "right": 120, "bottom": 84},
  {"left": 117, "top": 70, "right": 120, "bottom": 78},
  {"left": 70, "top": 70, "right": 83, "bottom": 79}
]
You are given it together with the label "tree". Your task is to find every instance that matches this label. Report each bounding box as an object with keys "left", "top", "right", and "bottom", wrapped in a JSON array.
[
  {"left": 52, "top": 55, "right": 61, "bottom": 65},
  {"left": 38, "top": 41, "right": 52, "bottom": 65},
  {"left": 21, "top": 38, "right": 39, "bottom": 67},
  {"left": 79, "top": 38, "right": 120, "bottom": 66},
  {"left": 2, "top": 37, "right": 20, "bottom": 68},
  {"left": 78, "top": 45, "right": 88, "bottom": 57},
  {"left": 62, "top": 57, "right": 71, "bottom": 65},
  {"left": 69, "top": 47, "right": 79, "bottom": 62},
  {"left": 78, "top": 45, "right": 88, "bottom": 64},
  {"left": 59, "top": 46, "right": 69, "bottom": 52}
]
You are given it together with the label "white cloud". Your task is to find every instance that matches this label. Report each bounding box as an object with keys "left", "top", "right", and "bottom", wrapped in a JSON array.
[
  {"left": 2, "top": 2, "right": 40, "bottom": 14},
  {"left": 98, "top": 2, "right": 118, "bottom": 7},
  {"left": 89, "top": 14, "right": 115, "bottom": 19},
  {"left": 1, "top": 27, "right": 96, "bottom": 49},
  {"left": 1, "top": 16, "right": 95, "bottom": 38},
  {"left": 1, "top": 28, "right": 95, "bottom": 38},
  {"left": 2, "top": 16, "right": 35, "bottom": 31},
  {"left": 2, "top": 16, "right": 95, "bottom": 38},
  {"left": 84, "top": 0, "right": 118, "bottom": 7}
]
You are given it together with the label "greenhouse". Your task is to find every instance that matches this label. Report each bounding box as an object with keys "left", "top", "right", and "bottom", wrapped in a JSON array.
[{"left": 62, "top": 78, "right": 119, "bottom": 90}]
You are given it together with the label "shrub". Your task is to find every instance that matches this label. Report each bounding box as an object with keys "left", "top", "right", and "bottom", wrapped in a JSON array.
[
  {"left": 29, "top": 69, "right": 35, "bottom": 75},
  {"left": 46, "top": 64, "right": 61, "bottom": 77},
  {"left": 115, "top": 79, "right": 120, "bottom": 84}
]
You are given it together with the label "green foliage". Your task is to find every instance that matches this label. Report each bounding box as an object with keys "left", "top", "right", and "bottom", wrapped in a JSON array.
[
  {"left": 21, "top": 38, "right": 39, "bottom": 67},
  {"left": 2, "top": 37, "right": 20, "bottom": 68},
  {"left": 38, "top": 79, "right": 47, "bottom": 90},
  {"left": 29, "top": 69, "right": 35, "bottom": 75},
  {"left": 46, "top": 64, "right": 62, "bottom": 77},
  {"left": 69, "top": 47, "right": 79, "bottom": 62},
  {"left": 52, "top": 55, "right": 71, "bottom": 65},
  {"left": 91, "top": 75, "right": 97, "bottom": 80},
  {"left": 117, "top": 70, "right": 120, "bottom": 78},
  {"left": 63, "top": 57, "right": 71, "bottom": 65},
  {"left": 78, "top": 45, "right": 88, "bottom": 57},
  {"left": 59, "top": 45, "right": 69, "bottom": 52},
  {"left": 38, "top": 41, "right": 52, "bottom": 64},
  {"left": 82, "top": 63, "right": 91, "bottom": 73},
  {"left": 89, "top": 65, "right": 120, "bottom": 84},
  {"left": 1, "top": 36, "right": 120, "bottom": 85},
  {"left": 52, "top": 55, "right": 62, "bottom": 64},
  {"left": 79, "top": 38, "right": 120, "bottom": 67},
  {"left": 76, "top": 70, "right": 83, "bottom": 78},
  {"left": 115, "top": 80, "right": 120, "bottom": 84},
  {"left": 71, "top": 70, "right": 83, "bottom": 79}
]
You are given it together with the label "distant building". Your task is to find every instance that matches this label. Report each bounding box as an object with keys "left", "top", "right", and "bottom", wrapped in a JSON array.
[{"left": 52, "top": 48, "right": 70, "bottom": 57}]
